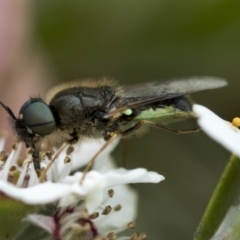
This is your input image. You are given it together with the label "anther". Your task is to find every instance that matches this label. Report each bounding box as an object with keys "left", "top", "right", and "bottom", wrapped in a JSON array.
[
  {"left": 127, "top": 222, "right": 136, "bottom": 229},
  {"left": 102, "top": 206, "right": 112, "bottom": 215},
  {"left": 232, "top": 117, "right": 240, "bottom": 128},
  {"left": 138, "top": 233, "right": 147, "bottom": 239},
  {"left": 0, "top": 151, "right": 8, "bottom": 161},
  {"left": 66, "top": 145, "right": 74, "bottom": 155},
  {"left": 41, "top": 150, "right": 54, "bottom": 160},
  {"left": 64, "top": 156, "right": 71, "bottom": 164},
  {"left": 113, "top": 204, "right": 121, "bottom": 211},
  {"left": 130, "top": 233, "right": 138, "bottom": 240},
  {"left": 108, "top": 189, "right": 114, "bottom": 197},
  {"left": 130, "top": 233, "right": 147, "bottom": 240},
  {"left": 9, "top": 165, "right": 17, "bottom": 176},
  {"left": 106, "top": 232, "right": 117, "bottom": 240},
  {"left": 89, "top": 212, "right": 99, "bottom": 219}
]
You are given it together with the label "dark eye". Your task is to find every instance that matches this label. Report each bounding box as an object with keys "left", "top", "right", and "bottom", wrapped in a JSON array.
[{"left": 20, "top": 99, "right": 56, "bottom": 136}]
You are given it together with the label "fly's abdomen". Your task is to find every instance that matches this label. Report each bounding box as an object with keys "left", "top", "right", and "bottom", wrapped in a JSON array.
[{"left": 133, "top": 97, "right": 195, "bottom": 124}]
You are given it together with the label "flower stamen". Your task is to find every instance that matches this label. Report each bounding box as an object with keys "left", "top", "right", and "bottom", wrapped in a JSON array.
[
  {"left": 108, "top": 189, "right": 114, "bottom": 198},
  {"left": 1, "top": 142, "right": 21, "bottom": 181},
  {"left": 102, "top": 206, "right": 112, "bottom": 215},
  {"left": 89, "top": 212, "right": 99, "bottom": 219},
  {"left": 232, "top": 117, "right": 240, "bottom": 128},
  {"left": 113, "top": 204, "right": 121, "bottom": 211},
  {"left": 64, "top": 156, "right": 71, "bottom": 164},
  {"left": 0, "top": 151, "right": 8, "bottom": 162},
  {"left": 66, "top": 146, "right": 74, "bottom": 155},
  {"left": 39, "top": 142, "right": 68, "bottom": 182},
  {"left": 106, "top": 232, "right": 117, "bottom": 239},
  {"left": 130, "top": 233, "right": 147, "bottom": 240},
  {"left": 127, "top": 222, "right": 135, "bottom": 229}
]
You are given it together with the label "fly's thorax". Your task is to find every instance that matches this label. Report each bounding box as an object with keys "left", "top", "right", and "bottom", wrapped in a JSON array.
[
  {"left": 49, "top": 86, "right": 116, "bottom": 109},
  {"left": 48, "top": 86, "right": 117, "bottom": 127}
]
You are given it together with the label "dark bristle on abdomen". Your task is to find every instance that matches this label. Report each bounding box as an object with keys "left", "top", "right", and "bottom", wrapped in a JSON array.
[
  {"left": 152, "top": 96, "right": 192, "bottom": 112},
  {"left": 172, "top": 97, "right": 192, "bottom": 112}
]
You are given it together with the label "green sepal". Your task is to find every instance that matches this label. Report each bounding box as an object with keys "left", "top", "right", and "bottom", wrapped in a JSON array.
[{"left": 0, "top": 196, "right": 35, "bottom": 239}]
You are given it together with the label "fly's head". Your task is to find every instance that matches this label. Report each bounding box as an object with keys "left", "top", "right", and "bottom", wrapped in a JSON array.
[{"left": 0, "top": 98, "right": 56, "bottom": 153}]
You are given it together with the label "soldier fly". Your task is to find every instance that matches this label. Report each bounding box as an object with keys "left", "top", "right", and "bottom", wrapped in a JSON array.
[{"left": 0, "top": 77, "right": 227, "bottom": 175}]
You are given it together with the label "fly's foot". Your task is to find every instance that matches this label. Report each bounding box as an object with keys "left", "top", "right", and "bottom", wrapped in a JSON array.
[{"left": 67, "top": 129, "right": 79, "bottom": 144}]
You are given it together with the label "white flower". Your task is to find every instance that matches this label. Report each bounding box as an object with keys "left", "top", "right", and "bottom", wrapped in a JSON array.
[
  {"left": 0, "top": 137, "right": 165, "bottom": 239},
  {"left": 193, "top": 104, "right": 240, "bottom": 157},
  {"left": 24, "top": 164, "right": 163, "bottom": 239},
  {"left": 0, "top": 139, "right": 119, "bottom": 204}
]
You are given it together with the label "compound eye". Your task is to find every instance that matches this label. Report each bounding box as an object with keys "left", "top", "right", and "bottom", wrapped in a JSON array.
[{"left": 20, "top": 100, "right": 56, "bottom": 136}]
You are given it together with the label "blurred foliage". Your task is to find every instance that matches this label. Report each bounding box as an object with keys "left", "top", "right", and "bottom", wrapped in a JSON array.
[
  {"left": 26, "top": 1, "right": 240, "bottom": 239},
  {"left": 0, "top": 197, "right": 35, "bottom": 239},
  {"left": 33, "top": 0, "right": 240, "bottom": 86}
]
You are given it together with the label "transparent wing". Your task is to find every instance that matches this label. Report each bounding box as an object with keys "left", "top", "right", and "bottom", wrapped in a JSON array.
[
  {"left": 121, "top": 76, "right": 227, "bottom": 100},
  {"left": 106, "top": 76, "right": 227, "bottom": 116}
]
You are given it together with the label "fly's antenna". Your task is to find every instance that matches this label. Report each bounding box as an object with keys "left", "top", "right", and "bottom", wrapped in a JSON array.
[{"left": 0, "top": 101, "right": 17, "bottom": 120}]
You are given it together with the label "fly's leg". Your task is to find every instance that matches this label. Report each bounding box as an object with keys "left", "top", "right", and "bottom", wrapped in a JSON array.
[
  {"left": 80, "top": 121, "right": 200, "bottom": 184},
  {"left": 142, "top": 120, "right": 200, "bottom": 134},
  {"left": 120, "top": 121, "right": 144, "bottom": 137},
  {"left": 122, "top": 138, "right": 130, "bottom": 168},
  {"left": 120, "top": 120, "right": 200, "bottom": 137},
  {"left": 32, "top": 151, "right": 41, "bottom": 176},
  {"left": 80, "top": 133, "right": 119, "bottom": 185}
]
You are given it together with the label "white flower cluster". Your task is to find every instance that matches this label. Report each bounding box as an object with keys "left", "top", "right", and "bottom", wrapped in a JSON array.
[{"left": 0, "top": 138, "right": 164, "bottom": 239}]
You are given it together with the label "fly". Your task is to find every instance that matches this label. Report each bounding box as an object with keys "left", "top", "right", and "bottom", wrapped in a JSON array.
[{"left": 0, "top": 76, "right": 227, "bottom": 176}]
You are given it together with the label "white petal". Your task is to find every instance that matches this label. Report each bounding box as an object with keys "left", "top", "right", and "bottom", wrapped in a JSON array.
[
  {"left": 71, "top": 139, "right": 119, "bottom": 170},
  {"left": 44, "top": 144, "right": 71, "bottom": 182},
  {"left": 59, "top": 168, "right": 164, "bottom": 211},
  {"left": 58, "top": 171, "right": 107, "bottom": 210},
  {"left": 27, "top": 163, "right": 39, "bottom": 186},
  {"left": 85, "top": 181, "right": 106, "bottom": 212},
  {"left": 0, "top": 180, "right": 72, "bottom": 204},
  {"left": 103, "top": 168, "right": 165, "bottom": 185},
  {"left": 61, "top": 168, "right": 164, "bottom": 191},
  {"left": 193, "top": 104, "right": 240, "bottom": 157},
  {"left": 25, "top": 214, "right": 56, "bottom": 234}
]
